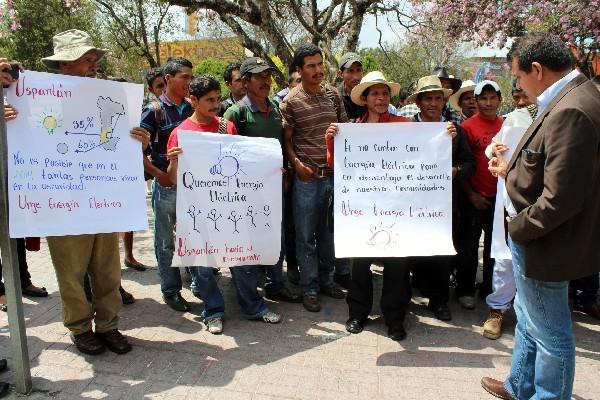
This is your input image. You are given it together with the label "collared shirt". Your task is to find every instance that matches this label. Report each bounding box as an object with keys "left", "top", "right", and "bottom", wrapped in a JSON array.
[
  {"left": 280, "top": 84, "right": 348, "bottom": 169},
  {"left": 413, "top": 112, "right": 446, "bottom": 122},
  {"left": 223, "top": 95, "right": 283, "bottom": 142},
  {"left": 140, "top": 94, "right": 193, "bottom": 172},
  {"left": 536, "top": 69, "right": 581, "bottom": 117},
  {"left": 337, "top": 82, "right": 367, "bottom": 120},
  {"left": 397, "top": 103, "right": 420, "bottom": 118},
  {"left": 272, "top": 87, "right": 289, "bottom": 105}
]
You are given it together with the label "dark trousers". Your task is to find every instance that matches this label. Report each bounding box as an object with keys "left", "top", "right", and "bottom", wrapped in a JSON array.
[
  {"left": 346, "top": 258, "right": 411, "bottom": 329},
  {"left": 409, "top": 256, "right": 451, "bottom": 304},
  {"left": 570, "top": 273, "right": 600, "bottom": 306},
  {"left": 284, "top": 184, "right": 298, "bottom": 272},
  {"left": 0, "top": 238, "right": 33, "bottom": 295},
  {"left": 457, "top": 195, "right": 495, "bottom": 297}
]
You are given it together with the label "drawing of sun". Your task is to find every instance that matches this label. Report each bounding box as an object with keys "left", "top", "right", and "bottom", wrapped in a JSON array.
[
  {"left": 366, "top": 222, "right": 399, "bottom": 249},
  {"left": 36, "top": 110, "right": 63, "bottom": 135},
  {"left": 209, "top": 144, "right": 248, "bottom": 180}
]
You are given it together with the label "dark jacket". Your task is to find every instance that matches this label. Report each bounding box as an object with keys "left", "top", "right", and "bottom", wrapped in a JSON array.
[{"left": 506, "top": 74, "right": 600, "bottom": 281}]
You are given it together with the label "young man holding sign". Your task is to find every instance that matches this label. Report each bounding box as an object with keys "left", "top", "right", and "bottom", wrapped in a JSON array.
[
  {"left": 5, "top": 30, "right": 150, "bottom": 355},
  {"left": 167, "top": 74, "right": 282, "bottom": 334}
]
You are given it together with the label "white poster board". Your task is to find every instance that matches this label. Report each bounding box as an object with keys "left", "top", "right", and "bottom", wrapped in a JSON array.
[
  {"left": 491, "top": 125, "right": 528, "bottom": 260},
  {"left": 334, "top": 123, "right": 454, "bottom": 258},
  {"left": 173, "top": 131, "right": 282, "bottom": 268},
  {"left": 6, "top": 70, "right": 147, "bottom": 237}
]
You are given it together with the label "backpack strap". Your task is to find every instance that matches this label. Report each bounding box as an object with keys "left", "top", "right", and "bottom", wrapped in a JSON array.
[
  {"left": 323, "top": 84, "right": 342, "bottom": 121},
  {"left": 218, "top": 117, "right": 227, "bottom": 134},
  {"left": 149, "top": 99, "right": 163, "bottom": 143}
]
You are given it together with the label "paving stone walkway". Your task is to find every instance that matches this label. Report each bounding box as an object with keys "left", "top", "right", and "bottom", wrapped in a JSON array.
[{"left": 1, "top": 198, "right": 599, "bottom": 399}]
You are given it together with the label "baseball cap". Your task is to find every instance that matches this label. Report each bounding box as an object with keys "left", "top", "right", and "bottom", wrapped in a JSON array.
[
  {"left": 474, "top": 80, "right": 501, "bottom": 96},
  {"left": 339, "top": 52, "right": 362, "bottom": 70},
  {"left": 240, "top": 57, "right": 275, "bottom": 76}
]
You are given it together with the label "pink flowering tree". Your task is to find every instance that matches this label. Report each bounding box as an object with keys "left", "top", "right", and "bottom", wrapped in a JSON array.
[{"left": 411, "top": 0, "right": 599, "bottom": 76}]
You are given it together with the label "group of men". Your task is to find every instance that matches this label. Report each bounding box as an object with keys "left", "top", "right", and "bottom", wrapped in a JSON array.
[{"left": 1, "top": 28, "right": 599, "bottom": 400}]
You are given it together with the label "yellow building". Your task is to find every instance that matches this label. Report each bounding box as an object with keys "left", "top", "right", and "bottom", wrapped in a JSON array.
[{"left": 158, "top": 38, "right": 244, "bottom": 65}]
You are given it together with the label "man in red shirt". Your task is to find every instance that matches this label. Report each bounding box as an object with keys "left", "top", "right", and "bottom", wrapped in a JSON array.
[{"left": 456, "top": 80, "right": 503, "bottom": 309}]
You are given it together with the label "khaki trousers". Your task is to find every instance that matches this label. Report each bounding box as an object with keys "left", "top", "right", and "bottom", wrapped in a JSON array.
[{"left": 47, "top": 233, "right": 122, "bottom": 334}]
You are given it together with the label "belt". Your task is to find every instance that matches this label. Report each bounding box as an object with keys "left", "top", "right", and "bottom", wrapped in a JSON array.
[{"left": 313, "top": 164, "right": 333, "bottom": 178}]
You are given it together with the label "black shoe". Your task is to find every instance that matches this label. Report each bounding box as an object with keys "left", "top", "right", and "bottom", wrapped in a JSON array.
[
  {"left": 0, "top": 381, "right": 9, "bottom": 399},
  {"left": 95, "top": 329, "right": 132, "bottom": 354},
  {"left": 345, "top": 318, "right": 365, "bottom": 334},
  {"left": 333, "top": 273, "right": 350, "bottom": 290},
  {"left": 428, "top": 301, "right": 452, "bottom": 321},
  {"left": 0, "top": 359, "right": 7, "bottom": 373},
  {"left": 320, "top": 283, "right": 345, "bottom": 299},
  {"left": 265, "top": 287, "right": 302, "bottom": 303},
  {"left": 120, "top": 286, "right": 135, "bottom": 305},
  {"left": 163, "top": 293, "right": 191, "bottom": 312},
  {"left": 388, "top": 326, "right": 407, "bottom": 341},
  {"left": 70, "top": 331, "right": 106, "bottom": 355},
  {"left": 303, "top": 293, "right": 321, "bottom": 312}
]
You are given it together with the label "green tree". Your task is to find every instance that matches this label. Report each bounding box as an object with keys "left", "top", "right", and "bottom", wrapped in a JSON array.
[
  {"left": 0, "top": 0, "right": 101, "bottom": 72},
  {"left": 193, "top": 58, "right": 232, "bottom": 97}
]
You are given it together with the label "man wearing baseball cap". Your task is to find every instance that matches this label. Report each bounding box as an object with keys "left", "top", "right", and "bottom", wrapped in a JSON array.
[
  {"left": 456, "top": 80, "right": 503, "bottom": 310},
  {"left": 224, "top": 57, "right": 302, "bottom": 304},
  {"left": 336, "top": 52, "right": 366, "bottom": 121}
]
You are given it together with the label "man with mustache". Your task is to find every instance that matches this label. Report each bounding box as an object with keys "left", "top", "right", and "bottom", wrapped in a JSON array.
[
  {"left": 280, "top": 43, "right": 348, "bottom": 312},
  {"left": 224, "top": 57, "right": 301, "bottom": 304},
  {"left": 456, "top": 81, "right": 503, "bottom": 310},
  {"left": 449, "top": 80, "right": 477, "bottom": 121}
]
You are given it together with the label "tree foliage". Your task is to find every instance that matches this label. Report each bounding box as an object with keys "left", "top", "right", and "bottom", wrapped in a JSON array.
[
  {"left": 0, "top": 0, "right": 100, "bottom": 72},
  {"left": 168, "top": 0, "right": 411, "bottom": 86},
  {"left": 411, "top": 0, "right": 599, "bottom": 76}
]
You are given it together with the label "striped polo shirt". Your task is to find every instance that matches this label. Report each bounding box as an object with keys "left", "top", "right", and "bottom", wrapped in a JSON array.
[{"left": 280, "top": 84, "right": 347, "bottom": 169}]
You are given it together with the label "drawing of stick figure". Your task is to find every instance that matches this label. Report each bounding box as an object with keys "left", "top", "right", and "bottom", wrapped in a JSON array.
[
  {"left": 187, "top": 205, "right": 202, "bottom": 233},
  {"left": 246, "top": 206, "right": 257, "bottom": 227},
  {"left": 207, "top": 209, "right": 222, "bottom": 232},
  {"left": 228, "top": 211, "right": 242, "bottom": 234},
  {"left": 263, "top": 205, "right": 271, "bottom": 228}
]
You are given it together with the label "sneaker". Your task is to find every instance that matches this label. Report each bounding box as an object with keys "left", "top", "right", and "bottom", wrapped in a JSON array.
[
  {"left": 320, "top": 283, "right": 345, "bottom": 299},
  {"left": 260, "top": 311, "right": 282, "bottom": 324},
  {"left": 483, "top": 309, "right": 504, "bottom": 340},
  {"left": 458, "top": 295, "right": 475, "bottom": 310},
  {"left": 206, "top": 317, "right": 223, "bottom": 334},
  {"left": 303, "top": 293, "right": 321, "bottom": 312}
]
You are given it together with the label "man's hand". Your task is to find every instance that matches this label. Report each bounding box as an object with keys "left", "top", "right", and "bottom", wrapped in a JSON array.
[
  {"left": 0, "top": 58, "right": 22, "bottom": 87},
  {"left": 167, "top": 146, "right": 182, "bottom": 162},
  {"left": 4, "top": 104, "right": 17, "bottom": 121},
  {"left": 446, "top": 121, "right": 457, "bottom": 139},
  {"left": 294, "top": 158, "right": 314, "bottom": 182},
  {"left": 325, "top": 123, "right": 339, "bottom": 141},
  {"left": 491, "top": 142, "right": 509, "bottom": 157},
  {"left": 469, "top": 191, "right": 492, "bottom": 210},
  {"left": 156, "top": 171, "right": 173, "bottom": 188},
  {"left": 489, "top": 156, "right": 508, "bottom": 178},
  {"left": 130, "top": 127, "right": 150, "bottom": 151},
  {"left": 452, "top": 166, "right": 457, "bottom": 179}
]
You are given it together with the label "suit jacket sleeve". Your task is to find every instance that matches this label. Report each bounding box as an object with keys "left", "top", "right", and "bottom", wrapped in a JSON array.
[
  {"left": 454, "top": 124, "right": 475, "bottom": 181},
  {"left": 508, "top": 107, "right": 597, "bottom": 242}
]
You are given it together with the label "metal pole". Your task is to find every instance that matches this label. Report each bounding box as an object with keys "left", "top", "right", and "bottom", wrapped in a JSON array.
[{"left": 0, "top": 86, "right": 32, "bottom": 394}]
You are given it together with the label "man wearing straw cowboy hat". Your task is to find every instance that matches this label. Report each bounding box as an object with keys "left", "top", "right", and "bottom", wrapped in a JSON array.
[
  {"left": 6, "top": 29, "right": 150, "bottom": 355},
  {"left": 448, "top": 80, "right": 478, "bottom": 121},
  {"left": 407, "top": 75, "right": 475, "bottom": 321}
]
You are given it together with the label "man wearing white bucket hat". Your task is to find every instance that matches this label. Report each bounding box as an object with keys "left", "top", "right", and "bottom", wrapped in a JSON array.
[{"left": 4, "top": 29, "right": 150, "bottom": 355}]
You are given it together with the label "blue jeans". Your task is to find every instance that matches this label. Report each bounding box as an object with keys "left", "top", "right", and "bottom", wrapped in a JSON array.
[
  {"left": 193, "top": 266, "right": 268, "bottom": 320},
  {"left": 264, "top": 218, "right": 286, "bottom": 296},
  {"left": 505, "top": 236, "right": 575, "bottom": 400},
  {"left": 293, "top": 175, "right": 334, "bottom": 294},
  {"left": 151, "top": 180, "right": 182, "bottom": 297}
]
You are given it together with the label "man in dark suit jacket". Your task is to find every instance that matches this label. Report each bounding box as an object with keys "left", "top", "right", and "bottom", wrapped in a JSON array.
[{"left": 481, "top": 34, "right": 600, "bottom": 400}]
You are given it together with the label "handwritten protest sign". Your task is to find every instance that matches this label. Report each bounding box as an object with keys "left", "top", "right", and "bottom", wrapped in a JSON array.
[
  {"left": 6, "top": 70, "right": 147, "bottom": 237},
  {"left": 173, "top": 131, "right": 282, "bottom": 268},
  {"left": 333, "top": 123, "right": 454, "bottom": 257}
]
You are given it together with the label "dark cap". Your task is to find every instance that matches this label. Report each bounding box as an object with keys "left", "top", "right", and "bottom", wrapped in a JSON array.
[
  {"left": 339, "top": 52, "right": 362, "bottom": 70},
  {"left": 431, "top": 66, "right": 462, "bottom": 93},
  {"left": 240, "top": 57, "right": 275, "bottom": 76}
]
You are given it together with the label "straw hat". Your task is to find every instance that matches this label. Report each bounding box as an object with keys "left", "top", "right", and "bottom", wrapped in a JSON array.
[
  {"left": 406, "top": 75, "right": 453, "bottom": 103},
  {"left": 448, "top": 80, "right": 476, "bottom": 113},
  {"left": 42, "top": 29, "right": 108, "bottom": 70},
  {"left": 350, "top": 71, "right": 401, "bottom": 106}
]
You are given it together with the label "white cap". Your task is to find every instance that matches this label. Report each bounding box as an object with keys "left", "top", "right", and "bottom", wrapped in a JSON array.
[{"left": 474, "top": 80, "right": 501, "bottom": 96}]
